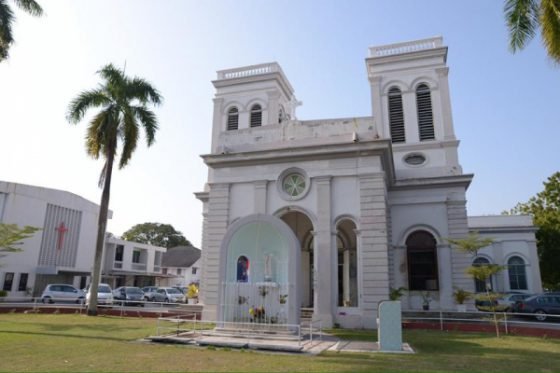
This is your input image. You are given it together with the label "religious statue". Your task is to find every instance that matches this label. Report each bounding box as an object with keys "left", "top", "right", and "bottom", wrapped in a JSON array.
[{"left": 264, "top": 253, "right": 273, "bottom": 282}]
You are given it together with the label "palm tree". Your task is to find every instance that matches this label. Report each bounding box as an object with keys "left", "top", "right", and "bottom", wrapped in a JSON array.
[
  {"left": 505, "top": 0, "right": 560, "bottom": 63},
  {"left": 0, "top": 0, "right": 43, "bottom": 62},
  {"left": 67, "top": 64, "right": 162, "bottom": 316}
]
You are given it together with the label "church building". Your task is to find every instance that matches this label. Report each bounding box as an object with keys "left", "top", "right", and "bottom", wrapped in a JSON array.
[{"left": 195, "top": 37, "right": 542, "bottom": 329}]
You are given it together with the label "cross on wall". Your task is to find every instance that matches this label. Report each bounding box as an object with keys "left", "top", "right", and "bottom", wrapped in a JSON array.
[{"left": 55, "top": 222, "right": 68, "bottom": 251}]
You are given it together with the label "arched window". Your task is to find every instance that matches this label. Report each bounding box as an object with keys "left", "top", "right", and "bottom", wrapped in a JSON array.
[
  {"left": 237, "top": 256, "right": 249, "bottom": 282},
  {"left": 227, "top": 107, "right": 239, "bottom": 131},
  {"left": 388, "top": 87, "right": 405, "bottom": 143},
  {"left": 278, "top": 106, "right": 285, "bottom": 124},
  {"left": 406, "top": 230, "right": 438, "bottom": 290},
  {"left": 508, "top": 256, "right": 527, "bottom": 290},
  {"left": 416, "top": 83, "right": 435, "bottom": 141},
  {"left": 250, "top": 104, "right": 262, "bottom": 127},
  {"left": 473, "top": 257, "right": 493, "bottom": 292}
]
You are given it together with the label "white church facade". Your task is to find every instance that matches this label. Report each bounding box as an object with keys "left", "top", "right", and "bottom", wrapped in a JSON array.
[{"left": 196, "top": 37, "right": 543, "bottom": 329}]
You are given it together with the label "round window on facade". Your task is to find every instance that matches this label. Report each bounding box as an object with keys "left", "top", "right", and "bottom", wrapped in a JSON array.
[
  {"left": 277, "top": 168, "right": 310, "bottom": 201},
  {"left": 403, "top": 153, "right": 427, "bottom": 167}
]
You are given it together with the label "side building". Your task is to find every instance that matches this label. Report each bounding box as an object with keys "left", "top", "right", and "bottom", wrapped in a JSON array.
[{"left": 0, "top": 181, "right": 168, "bottom": 299}]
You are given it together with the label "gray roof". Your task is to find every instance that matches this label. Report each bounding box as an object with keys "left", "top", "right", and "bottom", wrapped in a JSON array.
[{"left": 162, "top": 245, "right": 201, "bottom": 268}]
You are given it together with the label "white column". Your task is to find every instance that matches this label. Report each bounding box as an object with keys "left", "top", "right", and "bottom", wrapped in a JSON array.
[
  {"left": 313, "top": 176, "right": 333, "bottom": 327},
  {"left": 253, "top": 180, "right": 267, "bottom": 214},
  {"left": 437, "top": 244, "right": 453, "bottom": 310}
]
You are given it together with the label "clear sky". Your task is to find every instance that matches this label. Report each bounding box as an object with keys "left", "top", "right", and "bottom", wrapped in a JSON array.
[{"left": 1, "top": 0, "right": 558, "bottom": 248}]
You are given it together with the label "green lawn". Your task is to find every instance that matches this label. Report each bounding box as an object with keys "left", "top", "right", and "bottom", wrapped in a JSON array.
[{"left": 1, "top": 313, "right": 559, "bottom": 372}]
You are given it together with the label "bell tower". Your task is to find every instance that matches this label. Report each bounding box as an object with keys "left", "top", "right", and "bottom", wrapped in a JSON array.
[
  {"left": 366, "top": 37, "right": 463, "bottom": 179},
  {"left": 209, "top": 63, "right": 297, "bottom": 155}
]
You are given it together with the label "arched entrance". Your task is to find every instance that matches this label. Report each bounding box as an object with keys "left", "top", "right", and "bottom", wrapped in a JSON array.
[
  {"left": 218, "top": 214, "right": 301, "bottom": 326},
  {"left": 278, "top": 210, "right": 314, "bottom": 308}
]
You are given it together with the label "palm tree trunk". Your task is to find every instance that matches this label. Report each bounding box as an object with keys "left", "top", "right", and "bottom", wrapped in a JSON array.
[{"left": 87, "top": 141, "right": 116, "bottom": 316}]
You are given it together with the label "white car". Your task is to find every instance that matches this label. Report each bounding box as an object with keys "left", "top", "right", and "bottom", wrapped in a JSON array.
[
  {"left": 153, "top": 287, "right": 185, "bottom": 303},
  {"left": 85, "top": 283, "right": 114, "bottom": 305},
  {"left": 41, "top": 284, "right": 85, "bottom": 304}
]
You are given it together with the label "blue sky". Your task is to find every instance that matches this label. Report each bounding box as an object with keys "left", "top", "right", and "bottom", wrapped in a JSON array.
[{"left": 1, "top": 0, "right": 558, "bottom": 247}]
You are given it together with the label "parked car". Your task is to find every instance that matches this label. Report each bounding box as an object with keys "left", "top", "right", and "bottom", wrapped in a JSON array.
[
  {"left": 142, "top": 286, "right": 159, "bottom": 301},
  {"left": 516, "top": 294, "right": 560, "bottom": 321},
  {"left": 152, "top": 287, "right": 185, "bottom": 303},
  {"left": 497, "top": 293, "right": 533, "bottom": 312},
  {"left": 85, "top": 283, "right": 113, "bottom": 305},
  {"left": 475, "top": 292, "right": 531, "bottom": 312},
  {"left": 112, "top": 286, "right": 144, "bottom": 306},
  {"left": 41, "top": 284, "right": 85, "bottom": 304}
]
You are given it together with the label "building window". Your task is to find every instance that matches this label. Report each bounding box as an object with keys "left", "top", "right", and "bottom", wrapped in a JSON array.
[
  {"left": 473, "top": 257, "right": 493, "bottom": 292},
  {"left": 132, "top": 250, "right": 141, "bottom": 263},
  {"left": 227, "top": 107, "right": 239, "bottom": 130},
  {"left": 406, "top": 230, "right": 438, "bottom": 291},
  {"left": 192, "top": 267, "right": 198, "bottom": 275},
  {"left": 388, "top": 86, "right": 405, "bottom": 143},
  {"left": 115, "top": 245, "right": 124, "bottom": 261},
  {"left": 162, "top": 268, "right": 168, "bottom": 275},
  {"left": 250, "top": 104, "right": 262, "bottom": 127},
  {"left": 18, "top": 273, "right": 28, "bottom": 291},
  {"left": 508, "top": 256, "right": 528, "bottom": 290},
  {"left": 278, "top": 106, "right": 285, "bottom": 124},
  {"left": 177, "top": 268, "right": 182, "bottom": 275},
  {"left": 3, "top": 272, "right": 14, "bottom": 291},
  {"left": 237, "top": 256, "right": 249, "bottom": 282},
  {"left": 416, "top": 83, "right": 435, "bottom": 141}
]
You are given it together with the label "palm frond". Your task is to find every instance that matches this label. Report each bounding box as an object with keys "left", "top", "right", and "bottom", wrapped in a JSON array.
[
  {"left": 505, "top": 0, "right": 540, "bottom": 52},
  {"left": 540, "top": 0, "right": 560, "bottom": 63},
  {"left": 131, "top": 105, "right": 158, "bottom": 146},
  {"left": 13, "top": 0, "right": 42, "bottom": 16},
  {"left": 118, "top": 107, "right": 139, "bottom": 169},
  {"left": 85, "top": 107, "right": 114, "bottom": 159},
  {"left": 98, "top": 64, "right": 126, "bottom": 99},
  {"left": 0, "top": 0, "right": 15, "bottom": 61},
  {"left": 127, "top": 77, "right": 163, "bottom": 105},
  {"left": 67, "top": 89, "right": 111, "bottom": 124}
]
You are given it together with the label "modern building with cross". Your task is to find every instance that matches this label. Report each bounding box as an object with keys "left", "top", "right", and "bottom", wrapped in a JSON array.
[
  {"left": 195, "top": 37, "right": 543, "bottom": 329},
  {"left": 0, "top": 181, "right": 169, "bottom": 298}
]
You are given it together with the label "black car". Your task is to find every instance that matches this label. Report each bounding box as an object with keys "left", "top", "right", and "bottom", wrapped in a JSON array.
[{"left": 516, "top": 294, "right": 560, "bottom": 321}]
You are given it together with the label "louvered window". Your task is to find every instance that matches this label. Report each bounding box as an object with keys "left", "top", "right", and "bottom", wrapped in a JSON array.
[
  {"left": 508, "top": 256, "right": 528, "bottom": 290},
  {"left": 250, "top": 104, "right": 262, "bottom": 127},
  {"left": 227, "top": 107, "right": 239, "bottom": 131},
  {"left": 388, "top": 87, "right": 405, "bottom": 143},
  {"left": 416, "top": 84, "right": 435, "bottom": 141}
]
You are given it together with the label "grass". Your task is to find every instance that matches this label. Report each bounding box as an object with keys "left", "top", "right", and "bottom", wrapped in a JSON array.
[{"left": 1, "top": 314, "right": 560, "bottom": 372}]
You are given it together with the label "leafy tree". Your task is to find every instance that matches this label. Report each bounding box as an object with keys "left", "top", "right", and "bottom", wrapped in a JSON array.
[
  {"left": 507, "top": 171, "right": 560, "bottom": 290},
  {"left": 67, "top": 64, "right": 162, "bottom": 316},
  {"left": 0, "top": 223, "right": 40, "bottom": 261},
  {"left": 505, "top": 0, "right": 560, "bottom": 63},
  {"left": 0, "top": 0, "right": 43, "bottom": 62},
  {"left": 448, "top": 232, "right": 505, "bottom": 337},
  {"left": 122, "top": 222, "right": 191, "bottom": 248}
]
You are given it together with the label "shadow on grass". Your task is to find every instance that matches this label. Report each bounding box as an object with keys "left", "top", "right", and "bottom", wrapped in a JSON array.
[{"left": 0, "top": 329, "right": 138, "bottom": 342}]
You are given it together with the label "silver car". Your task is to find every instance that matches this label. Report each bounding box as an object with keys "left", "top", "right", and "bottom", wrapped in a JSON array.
[
  {"left": 142, "top": 286, "right": 159, "bottom": 301},
  {"left": 153, "top": 287, "right": 185, "bottom": 303},
  {"left": 41, "top": 284, "right": 85, "bottom": 304},
  {"left": 85, "top": 283, "right": 114, "bottom": 305},
  {"left": 113, "top": 286, "right": 144, "bottom": 306}
]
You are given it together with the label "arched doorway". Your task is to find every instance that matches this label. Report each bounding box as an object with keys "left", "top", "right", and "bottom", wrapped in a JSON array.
[
  {"left": 279, "top": 210, "right": 314, "bottom": 308},
  {"left": 218, "top": 214, "right": 301, "bottom": 326},
  {"left": 336, "top": 219, "right": 358, "bottom": 307}
]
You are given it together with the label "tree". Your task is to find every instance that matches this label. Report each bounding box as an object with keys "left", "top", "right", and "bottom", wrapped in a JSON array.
[
  {"left": 67, "top": 64, "right": 162, "bottom": 316},
  {"left": 122, "top": 222, "right": 191, "bottom": 248},
  {"left": 448, "top": 232, "right": 505, "bottom": 337},
  {"left": 0, "top": 223, "right": 40, "bottom": 261},
  {"left": 507, "top": 171, "right": 560, "bottom": 290},
  {"left": 0, "top": 0, "right": 43, "bottom": 62},
  {"left": 505, "top": 0, "right": 560, "bottom": 63}
]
